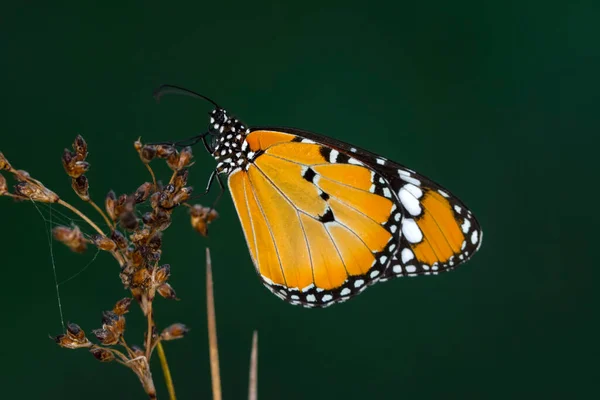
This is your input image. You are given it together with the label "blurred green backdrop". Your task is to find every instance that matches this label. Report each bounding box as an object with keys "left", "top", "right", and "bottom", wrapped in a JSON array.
[{"left": 1, "top": 1, "right": 597, "bottom": 399}]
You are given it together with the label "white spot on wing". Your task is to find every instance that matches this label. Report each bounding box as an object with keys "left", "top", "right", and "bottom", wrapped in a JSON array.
[
  {"left": 340, "top": 288, "right": 351, "bottom": 296},
  {"left": 404, "top": 183, "right": 423, "bottom": 199},
  {"left": 438, "top": 190, "right": 450, "bottom": 198},
  {"left": 301, "top": 138, "right": 315, "bottom": 144},
  {"left": 329, "top": 150, "right": 339, "bottom": 163},
  {"left": 383, "top": 187, "right": 392, "bottom": 198},
  {"left": 401, "top": 248, "right": 414, "bottom": 263},
  {"left": 354, "top": 279, "right": 364, "bottom": 288},
  {"left": 348, "top": 158, "right": 363, "bottom": 165},
  {"left": 405, "top": 265, "right": 417, "bottom": 273},
  {"left": 461, "top": 218, "right": 471, "bottom": 234},
  {"left": 322, "top": 294, "right": 333, "bottom": 302},
  {"left": 399, "top": 187, "right": 422, "bottom": 216},
  {"left": 392, "top": 265, "right": 402, "bottom": 273},
  {"left": 471, "top": 230, "right": 479, "bottom": 245},
  {"left": 306, "top": 294, "right": 316, "bottom": 302},
  {"left": 376, "top": 158, "right": 386, "bottom": 165},
  {"left": 402, "top": 218, "right": 423, "bottom": 243},
  {"left": 370, "top": 270, "right": 380, "bottom": 278},
  {"left": 454, "top": 205, "right": 462, "bottom": 214}
]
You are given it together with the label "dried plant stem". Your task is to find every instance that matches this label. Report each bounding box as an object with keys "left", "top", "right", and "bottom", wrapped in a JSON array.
[
  {"left": 145, "top": 163, "right": 158, "bottom": 190},
  {"left": 206, "top": 247, "right": 222, "bottom": 400},
  {"left": 88, "top": 199, "right": 114, "bottom": 230},
  {"left": 156, "top": 341, "right": 177, "bottom": 400},
  {"left": 57, "top": 199, "right": 105, "bottom": 236},
  {"left": 145, "top": 306, "right": 154, "bottom": 360},
  {"left": 248, "top": 331, "right": 258, "bottom": 400}
]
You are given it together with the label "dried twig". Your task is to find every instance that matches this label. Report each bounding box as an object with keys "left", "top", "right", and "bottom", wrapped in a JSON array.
[
  {"left": 206, "top": 247, "right": 222, "bottom": 400},
  {"left": 248, "top": 330, "right": 258, "bottom": 400}
]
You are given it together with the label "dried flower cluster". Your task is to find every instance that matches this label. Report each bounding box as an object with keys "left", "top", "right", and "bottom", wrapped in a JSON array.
[{"left": 1, "top": 136, "right": 219, "bottom": 399}]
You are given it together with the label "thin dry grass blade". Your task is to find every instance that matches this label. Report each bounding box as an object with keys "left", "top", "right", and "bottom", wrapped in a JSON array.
[
  {"left": 248, "top": 330, "right": 258, "bottom": 400},
  {"left": 206, "top": 247, "right": 222, "bottom": 400}
]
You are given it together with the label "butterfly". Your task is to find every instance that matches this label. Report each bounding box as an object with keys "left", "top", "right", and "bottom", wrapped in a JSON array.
[{"left": 155, "top": 85, "right": 483, "bottom": 308}]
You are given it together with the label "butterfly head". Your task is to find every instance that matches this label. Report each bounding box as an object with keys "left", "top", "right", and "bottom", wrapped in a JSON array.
[{"left": 208, "top": 108, "right": 230, "bottom": 135}]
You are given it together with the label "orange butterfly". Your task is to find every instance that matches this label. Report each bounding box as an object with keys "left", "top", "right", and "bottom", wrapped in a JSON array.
[{"left": 156, "top": 85, "right": 483, "bottom": 308}]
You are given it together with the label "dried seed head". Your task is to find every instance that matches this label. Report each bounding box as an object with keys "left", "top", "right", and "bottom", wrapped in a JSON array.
[
  {"left": 134, "top": 182, "right": 153, "bottom": 203},
  {"left": 156, "top": 145, "right": 176, "bottom": 159},
  {"left": 90, "top": 347, "right": 115, "bottom": 362},
  {"left": 105, "top": 190, "right": 116, "bottom": 221},
  {"left": 190, "top": 205, "right": 219, "bottom": 236},
  {"left": 160, "top": 323, "right": 189, "bottom": 341},
  {"left": 178, "top": 147, "right": 193, "bottom": 170},
  {"left": 150, "top": 192, "right": 161, "bottom": 209},
  {"left": 53, "top": 323, "right": 92, "bottom": 349},
  {"left": 62, "top": 148, "right": 90, "bottom": 178},
  {"left": 73, "top": 135, "right": 88, "bottom": 160},
  {"left": 14, "top": 181, "right": 59, "bottom": 203},
  {"left": 0, "top": 152, "right": 11, "bottom": 170},
  {"left": 53, "top": 226, "right": 87, "bottom": 253},
  {"left": 113, "top": 297, "right": 133, "bottom": 315},
  {"left": 173, "top": 169, "right": 189, "bottom": 190},
  {"left": 92, "top": 328, "right": 119, "bottom": 346},
  {"left": 171, "top": 186, "right": 192, "bottom": 206},
  {"left": 92, "top": 235, "right": 117, "bottom": 252},
  {"left": 53, "top": 333, "right": 92, "bottom": 349},
  {"left": 140, "top": 145, "right": 157, "bottom": 163},
  {"left": 119, "top": 210, "right": 139, "bottom": 231},
  {"left": 154, "top": 264, "right": 171, "bottom": 285},
  {"left": 66, "top": 322, "right": 86, "bottom": 342},
  {"left": 131, "top": 268, "right": 152, "bottom": 288},
  {"left": 111, "top": 230, "right": 128, "bottom": 250},
  {"left": 147, "top": 233, "right": 162, "bottom": 251},
  {"left": 0, "top": 173, "right": 7, "bottom": 195},
  {"left": 102, "top": 310, "right": 119, "bottom": 326},
  {"left": 129, "top": 228, "right": 150, "bottom": 243},
  {"left": 167, "top": 150, "right": 180, "bottom": 171},
  {"left": 71, "top": 175, "right": 90, "bottom": 201},
  {"left": 157, "top": 283, "right": 178, "bottom": 300}
]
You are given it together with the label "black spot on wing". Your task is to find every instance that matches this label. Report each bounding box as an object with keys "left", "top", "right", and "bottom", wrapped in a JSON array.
[
  {"left": 318, "top": 207, "right": 335, "bottom": 223},
  {"left": 302, "top": 167, "right": 316, "bottom": 183},
  {"left": 319, "top": 191, "right": 330, "bottom": 201}
]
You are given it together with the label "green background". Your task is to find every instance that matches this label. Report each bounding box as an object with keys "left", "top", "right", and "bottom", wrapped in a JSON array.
[{"left": 1, "top": 1, "right": 597, "bottom": 399}]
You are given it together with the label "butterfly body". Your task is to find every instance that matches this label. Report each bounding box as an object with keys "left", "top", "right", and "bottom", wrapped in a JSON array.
[{"left": 201, "top": 106, "right": 483, "bottom": 308}]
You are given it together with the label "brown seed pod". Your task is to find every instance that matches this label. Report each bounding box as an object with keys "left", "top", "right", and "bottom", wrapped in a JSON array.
[
  {"left": 105, "top": 190, "right": 117, "bottom": 221},
  {"left": 0, "top": 173, "right": 7, "bottom": 195},
  {"left": 53, "top": 226, "right": 87, "bottom": 253},
  {"left": 134, "top": 182, "right": 153, "bottom": 203},
  {"left": 140, "top": 145, "right": 157, "bottom": 163},
  {"left": 71, "top": 175, "right": 90, "bottom": 201},
  {"left": 90, "top": 347, "right": 115, "bottom": 362},
  {"left": 111, "top": 230, "right": 128, "bottom": 250},
  {"left": 177, "top": 147, "right": 193, "bottom": 170},
  {"left": 92, "top": 235, "right": 117, "bottom": 252},
  {"left": 157, "top": 283, "right": 177, "bottom": 300},
  {"left": 113, "top": 298, "right": 133, "bottom": 315},
  {"left": 14, "top": 181, "right": 59, "bottom": 203},
  {"left": 92, "top": 328, "right": 119, "bottom": 346},
  {"left": 154, "top": 264, "right": 171, "bottom": 285},
  {"left": 160, "top": 323, "right": 189, "bottom": 341},
  {"left": 73, "top": 135, "right": 88, "bottom": 160},
  {"left": 0, "top": 152, "right": 11, "bottom": 170}
]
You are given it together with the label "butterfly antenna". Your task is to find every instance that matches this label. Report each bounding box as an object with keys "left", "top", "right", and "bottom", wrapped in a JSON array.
[{"left": 153, "top": 84, "right": 221, "bottom": 109}]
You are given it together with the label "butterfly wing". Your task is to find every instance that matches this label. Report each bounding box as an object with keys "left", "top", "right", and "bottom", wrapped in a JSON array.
[{"left": 228, "top": 127, "right": 482, "bottom": 307}]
